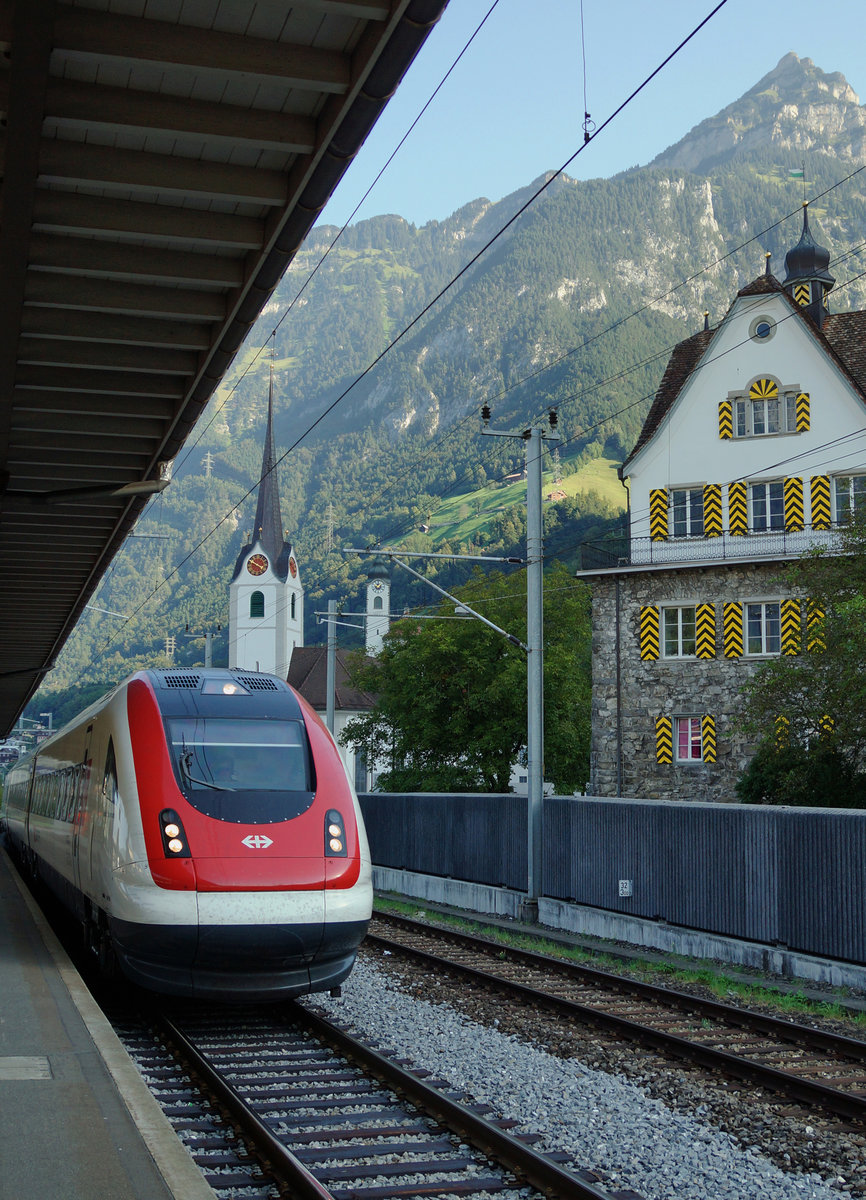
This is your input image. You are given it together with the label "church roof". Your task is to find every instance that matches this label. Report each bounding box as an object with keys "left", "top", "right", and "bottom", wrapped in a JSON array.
[
  {"left": 287, "top": 647, "right": 377, "bottom": 712},
  {"left": 622, "top": 271, "right": 866, "bottom": 474}
]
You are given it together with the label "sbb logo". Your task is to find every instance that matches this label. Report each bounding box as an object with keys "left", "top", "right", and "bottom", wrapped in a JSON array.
[{"left": 242, "top": 835, "right": 273, "bottom": 849}]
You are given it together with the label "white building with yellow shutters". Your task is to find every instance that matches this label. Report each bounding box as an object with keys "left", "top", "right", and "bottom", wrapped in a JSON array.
[{"left": 579, "top": 204, "right": 866, "bottom": 801}]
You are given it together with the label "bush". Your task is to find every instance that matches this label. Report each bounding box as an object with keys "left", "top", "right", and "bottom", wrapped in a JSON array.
[{"left": 736, "top": 741, "right": 866, "bottom": 807}]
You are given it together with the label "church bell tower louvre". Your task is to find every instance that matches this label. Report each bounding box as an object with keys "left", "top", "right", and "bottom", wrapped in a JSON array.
[{"left": 228, "top": 367, "right": 303, "bottom": 677}]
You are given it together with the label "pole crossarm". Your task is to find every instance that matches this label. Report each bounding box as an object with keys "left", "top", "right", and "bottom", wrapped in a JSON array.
[
  {"left": 343, "top": 547, "right": 524, "bottom": 564},
  {"left": 376, "top": 555, "right": 527, "bottom": 651}
]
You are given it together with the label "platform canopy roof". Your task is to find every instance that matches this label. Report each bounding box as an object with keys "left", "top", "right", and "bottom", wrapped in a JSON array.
[{"left": 0, "top": 0, "right": 447, "bottom": 736}]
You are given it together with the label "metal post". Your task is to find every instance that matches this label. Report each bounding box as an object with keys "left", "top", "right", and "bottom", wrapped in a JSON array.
[
  {"left": 205, "top": 631, "right": 213, "bottom": 669},
  {"left": 326, "top": 599, "right": 336, "bottom": 734},
  {"left": 525, "top": 427, "right": 543, "bottom": 908}
]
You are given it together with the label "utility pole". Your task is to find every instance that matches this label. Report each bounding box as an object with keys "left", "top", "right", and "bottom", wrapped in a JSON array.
[
  {"left": 184, "top": 623, "right": 221, "bottom": 667},
  {"left": 481, "top": 405, "right": 559, "bottom": 913},
  {"left": 326, "top": 599, "right": 336, "bottom": 733}
]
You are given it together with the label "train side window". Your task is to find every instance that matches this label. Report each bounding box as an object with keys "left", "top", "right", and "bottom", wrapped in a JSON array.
[{"left": 102, "top": 740, "right": 119, "bottom": 805}]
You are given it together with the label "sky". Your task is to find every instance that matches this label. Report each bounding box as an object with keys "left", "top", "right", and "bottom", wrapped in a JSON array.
[{"left": 319, "top": 0, "right": 866, "bottom": 229}]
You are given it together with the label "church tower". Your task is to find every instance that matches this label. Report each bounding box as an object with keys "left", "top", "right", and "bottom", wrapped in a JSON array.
[
  {"left": 365, "top": 554, "right": 391, "bottom": 655},
  {"left": 229, "top": 370, "right": 303, "bottom": 676}
]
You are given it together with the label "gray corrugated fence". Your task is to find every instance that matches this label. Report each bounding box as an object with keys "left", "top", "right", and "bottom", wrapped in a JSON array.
[{"left": 359, "top": 794, "right": 866, "bottom": 965}]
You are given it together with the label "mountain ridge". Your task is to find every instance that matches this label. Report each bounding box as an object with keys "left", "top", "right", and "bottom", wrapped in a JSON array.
[{"left": 29, "top": 54, "right": 866, "bottom": 699}]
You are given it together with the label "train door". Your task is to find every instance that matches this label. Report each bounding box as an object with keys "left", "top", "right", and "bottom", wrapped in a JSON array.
[
  {"left": 89, "top": 738, "right": 118, "bottom": 904},
  {"left": 71, "top": 723, "right": 94, "bottom": 905}
]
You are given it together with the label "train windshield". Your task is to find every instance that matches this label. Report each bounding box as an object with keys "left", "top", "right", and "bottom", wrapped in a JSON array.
[{"left": 167, "top": 718, "right": 315, "bottom": 823}]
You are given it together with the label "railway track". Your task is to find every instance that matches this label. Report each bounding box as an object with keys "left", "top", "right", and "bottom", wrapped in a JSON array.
[
  {"left": 366, "top": 911, "right": 866, "bottom": 1124},
  {"left": 113, "top": 1000, "right": 638, "bottom": 1200}
]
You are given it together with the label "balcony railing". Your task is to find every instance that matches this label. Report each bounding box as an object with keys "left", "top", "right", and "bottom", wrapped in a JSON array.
[{"left": 628, "top": 524, "right": 842, "bottom": 566}]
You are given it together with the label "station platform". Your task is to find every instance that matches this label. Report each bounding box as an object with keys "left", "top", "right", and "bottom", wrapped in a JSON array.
[{"left": 0, "top": 847, "right": 215, "bottom": 1200}]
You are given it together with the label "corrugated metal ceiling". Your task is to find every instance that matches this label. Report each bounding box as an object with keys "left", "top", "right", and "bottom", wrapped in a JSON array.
[{"left": 0, "top": 0, "right": 448, "bottom": 734}]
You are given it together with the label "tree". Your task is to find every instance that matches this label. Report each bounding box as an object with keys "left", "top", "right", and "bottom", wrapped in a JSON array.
[
  {"left": 341, "top": 563, "right": 591, "bottom": 794},
  {"left": 736, "top": 517, "right": 866, "bottom": 806}
]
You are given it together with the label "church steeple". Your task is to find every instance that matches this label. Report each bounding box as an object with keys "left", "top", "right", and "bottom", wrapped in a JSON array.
[
  {"left": 228, "top": 366, "right": 304, "bottom": 677},
  {"left": 252, "top": 365, "right": 285, "bottom": 565},
  {"left": 783, "top": 201, "right": 835, "bottom": 329}
]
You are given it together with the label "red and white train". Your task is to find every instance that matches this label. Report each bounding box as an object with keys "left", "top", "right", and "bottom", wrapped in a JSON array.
[{"left": 1, "top": 668, "right": 372, "bottom": 1000}]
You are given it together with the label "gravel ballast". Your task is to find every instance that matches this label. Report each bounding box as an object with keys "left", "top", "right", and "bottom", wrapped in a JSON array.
[{"left": 305, "top": 955, "right": 850, "bottom": 1200}]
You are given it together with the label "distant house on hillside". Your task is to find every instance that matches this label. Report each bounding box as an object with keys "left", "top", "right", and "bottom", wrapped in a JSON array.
[{"left": 578, "top": 204, "right": 866, "bottom": 801}]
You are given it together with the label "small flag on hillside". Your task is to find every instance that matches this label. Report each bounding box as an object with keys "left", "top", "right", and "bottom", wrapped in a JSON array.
[{"left": 789, "top": 168, "right": 805, "bottom": 179}]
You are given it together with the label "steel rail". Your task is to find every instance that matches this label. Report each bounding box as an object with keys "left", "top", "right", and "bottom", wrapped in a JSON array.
[
  {"left": 155, "top": 1013, "right": 334, "bottom": 1200},
  {"left": 367, "top": 916, "right": 866, "bottom": 1124},
  {"left": 291, "top": 1004, "right": 619, "bottom": 1200},
  {"left": 372, "top": 912, "right": 866, "bottom": 1058}
]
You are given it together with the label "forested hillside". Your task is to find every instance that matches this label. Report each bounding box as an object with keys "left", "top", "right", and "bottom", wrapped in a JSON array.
[{"left": 30, "top": 53, "right": 866, "bottom": 710}]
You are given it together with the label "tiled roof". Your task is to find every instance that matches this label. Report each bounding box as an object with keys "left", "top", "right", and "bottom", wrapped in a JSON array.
[
  {"left": 622, "top": 327, "right": 715, "bottom": 470},
  {"left": 287, "top": 646, "right": 377, "bottom": 712},
  {"left": 822, "top": 311, "right": 866, "bottom": 396},
  {"left": 623, "top": 272, "right": 866, "bottom": 472}
]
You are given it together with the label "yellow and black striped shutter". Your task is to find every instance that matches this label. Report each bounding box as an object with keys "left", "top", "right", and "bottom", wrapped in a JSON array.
[
  {"left": 794, "top": 282, "right": 811, "bottom": 307},
  {"left": 718, "top": 399, "right": 733, "bottom": 440},
  {"left": 695, "top": 603, "right": 716, "bottom": 659},
  {"left": 649, "top": 488, "right": 669, "bottom": 541},
  {"left": 796, "top": 392, "right": 810, "bottom": 432},
  {"left": 750, "top": 377, "right": 778, "bottom": 400},
  {"left": 810, "top": 476, "right": 830, "bottom": 530},
  {"left": 780, "top": 599, "right": 801, "bottom": 655},
  {"left": 655, "top": 716, "right": 672, "bottom": 764},
  {"left": 775, "top": 715, "right": 790, "bottom": 750},
  {"left": 703, "top": 485, "right": 722, "bottom": 538},
  {"left": 728, "top": 481, "right": 747, "bottom": 535},
  {"left": 639, "top": 606, "right": 660, "bottom": 660},
  {"left": 806, "top": 599, "right": 826, "bottom": 652},
  {"left": 723, "top": 601, "right": 743, "bottom": 658},
  {"left": 819, "top": 714, "right": 835, "bottom": 738},
  {"left": 784, "top": 476, "right": 804, "bottom": 531},
  {"left": 701, "top": 715, "right": 716, "bottom": 763}
]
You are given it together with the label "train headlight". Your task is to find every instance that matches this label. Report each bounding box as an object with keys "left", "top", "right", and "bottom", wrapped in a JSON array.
[
  {"left": 159, "top": 809, "right": 191, "bottom": 858},
  {"left": 325, "top": 809, "right": 347, "bottom": 858}
]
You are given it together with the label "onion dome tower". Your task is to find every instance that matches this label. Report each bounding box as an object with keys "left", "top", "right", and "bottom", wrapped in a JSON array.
[
  {"left": 365, "top": 554, "right": 391, "bottom": 655},
  {"left": 229, "top": 369, "right": 303, "bottom": 676},
  {"left": 783, "top": 201, "right": 835, "bottom": 330}
]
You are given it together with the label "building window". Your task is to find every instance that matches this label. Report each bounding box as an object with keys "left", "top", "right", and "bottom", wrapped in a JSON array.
[
  {"left": 373, "top": 595, "right": 383, "bottom": 611},
  {"left": 250, "top": 591, "right": 264, "bottom": 619},
  {"left": 745, "top": 602, "right": 781, "bottom": 655},
  {"left": 670, "top": 488, "right": 704, "bottom": 538},
  {"left": 676, "top": 717, "right": 702, "bottom": 762},
  {"left": 291, "top": 593, "right": 296, "bottom": 619},
  {"left": 663, "top": 606, "right": 696, "bottom": 657},
  {"left": 749, "top": 481, "right": 785, "bottom": 531},
  {"left": 834, "top": 475, "right": 866, "bottom": 524},
  {"left": 733, "top": 391, "right": 797, "bottom": 437}
]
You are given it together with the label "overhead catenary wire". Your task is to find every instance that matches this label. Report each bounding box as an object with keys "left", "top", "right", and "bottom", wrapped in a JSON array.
[
  {"left": 333, "top": 170, "right": 866, "bottom": 553},
  {"left": 82, "top": 1, "right": 732, "bottom": 667}
]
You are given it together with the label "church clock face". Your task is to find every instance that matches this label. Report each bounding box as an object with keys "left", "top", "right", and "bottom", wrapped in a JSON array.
[
  {"left": 371, "top": 581, "right": 385, "bottom": 592},
  {"left": 247, "top": 553, "right": 268, "bottom": 576}
]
